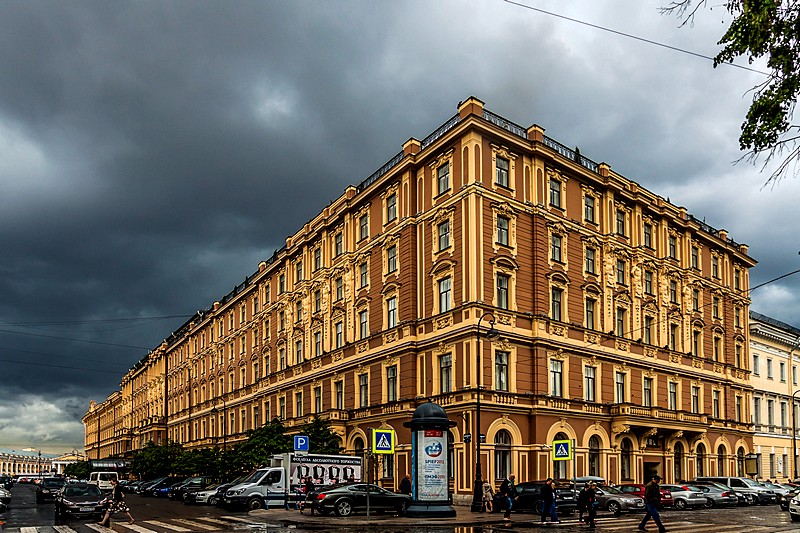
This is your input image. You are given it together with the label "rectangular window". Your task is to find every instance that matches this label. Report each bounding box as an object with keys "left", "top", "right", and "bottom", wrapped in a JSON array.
[
  {"left": 712, "top": 390, "right": 720, "bottom": 418},
  {"left": 387, "top": 245, "right": 397, "bottom": 273},
  {"left": 736, "top": 396, "right": 743, "bottom": 422},
  {"left": 585, "top": 298, "right": 596, "bottom": 330},
  {"left": 387, "top": 365, "right": 398, "bottom": 402},
  {"left": 735, "top": 344, "right": 742, "bottom": 367},
  {"left": 712, "top": 297, "right": 720, "bottom": 318},
  {"left": 335, "top": 321, "right": 343, "bottom": 349},
  {"left": 295, "top": 300, "right": 303, "bottom": 322},
  {"left": 549, "top": 179, "right": 561, "bottom": 208},
  {"left": 358, "top": 309, "right": 368, "bottom": 339},
  {"left": 767, "top": 358, "right": 774, "bottom": 379},
  {"left": 439, "top": 277, "right": 452, "bottom": 312},
  {"left": 584, "top": 195, "right": 595, "bottom": 222},
  {"left": 692, "top": 289, "right": 700, "bottom": 311},
  {"left": 359, "top": 214, "right": 369, "bottom": 241},
  {"left": 279, "top": 311, "right": 285, "bottom": 331},
  {"left": 615, "top": 372, "right": 626, "bottom": 403},
  {"left": 585, "top": 247, "right": 596, "bottom": 274},
  {"left": 335, "top": 277, "right": 344, "bottom": 300},
  {"left": 387, "top": 193, "right": 397, "bottom": 222},
  {"left": 439, "top": 354, "right": 452, "bottom": 394},
  {"left": 314, "top": 247, "right": 322, "bottom": 271},
  {"left": 295, "top": 339, "right": 304, "bottom": 364},
  {"left": 295, "top": 392, "right": 303, "bottom": 417},
  {"left": 754, "top": 397, "right": 762, "bottom": 425},
  {"left": 691, "top": 385, "right": 700, "bottom": 413},
  {"left": 643, "top": 223, "right": 652, "bottom": 248},
  {"left": 551, "top": 287, "right": 562, "bottom": 321},
  {"left": 550, "top": 359, "right": 563, "bottom": 397},
  {"left": 551, "top": 234, "right": 562, "bottom": 262},
  {"left": 616, "top": 259, "right": 626, "bottom": 285},
  {"left": 668, "top": 382, "right": 678, "bottom": 410},
  {"left": 793, "top": 365, "right": 797, "bottom": 386},
  {"left": 734, "top": 269, "right": 741, "bottom": 290},
  {"left": 314, "top": 331, "right": 322, "bottom": 357},
  {"left": 616, "top": 210, "right": 626, "bottom": 236},
  {"left": 279, "top": 273, "right": 286, "bottom": 294},
  {"left": 314, "top": 386, "right": 322, "bottom": 413},
  {"left": 387, "top": 296, "right": 397, "bottom": 328},
  {"left": 643, "top": 377, "right": 653, "bottom": 407},
  {"left": 438, "top": 220, "right": 450, "bottom": 250},
  {"left": 670, "top": 280, "right": 678, "bottom": 303},
  {"left": 497, "top": 274, "right": 510, "bottom": 310},
  {"left": 644, "top": 270, "right": 653, "bottom": 295},
  {"left": 335, "top": 380, "right": 344, "bottom": 410},
  {"left": 359, "top": 374, "right": 369, "bottom": 408},
  {"left": 780, "top": 361, "right": 787, "bottom": 382},
  {"left": 437, "top": 163, "right": 449, "bottom": 195},
  {"left": 693, "top": 330, "right": 701, "bottom": 357},
  {"left": 691, "top": 246, "right": 699, "bottom": 269},
  {"left": 279, "top": 396, "right": 286, "bottom": 420},
  {"left": 359, "top": 262, "right": 368, "bottom": 288},
  {"left": 296, "top": 260, "right": 303, "bottom": 282},
  {"left": 753, "top": 354, "right": 760, "bottom": 375},
  {"left": 735, "top": 307, "right": 741, "bottom": 328},
  {"left": 711, "top": 255, "right": 719, "bottom": 278},
  {"left": 314, "top": 290, "right": 322, "bottom": 313},
  {"left": 616, "top": 307, "right": 627, "bottom": 337},
  {"left": 497, "top": 215, "right": 509, "bottom": 245},
  {"left": 495, "top": 156, "right": 509, "bottom": 187},
  {"left": 713, "top": 337, "right": 721, "bottom": 361},
  {"left": 668, "top": 235, "right": 677, "bottom": 259},
  {"left": 495, "top": 352, "right": 509, "bottom": 391},
  {"left": 334, "top": 232, "right": 343, "bottom": 257},
  {"left": 644, "top": 316, "right": 654, "bottom": 345},
  {"left": 584, "top": 366, "right": 596, "bottom": 402},
  {"left": 768, "top": 399, "right": 775, "bottom": 428}
]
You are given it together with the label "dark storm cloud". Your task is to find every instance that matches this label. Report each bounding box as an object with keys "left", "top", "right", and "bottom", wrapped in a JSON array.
[{"left": 0, "top": 1, "right": 798, "bottom": 451}]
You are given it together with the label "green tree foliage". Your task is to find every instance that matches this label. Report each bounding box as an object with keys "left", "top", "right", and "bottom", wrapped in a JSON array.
[
  {"left": 299, "top": 415, "right": 344, "bottom": 455},
  {"left": 663, "top": 1, "right": 800, "bottom": 183},
  {"left": 64, "top": 461, "right": 91, "bottom": 480},
  {"left": 229, "top": 418, "right": 292, "bottom": 475},
  {"left": 130, "top": 441, "right": 185, "bottom": 479}
]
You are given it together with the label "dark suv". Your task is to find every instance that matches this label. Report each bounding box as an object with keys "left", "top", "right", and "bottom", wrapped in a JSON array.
[
  {"left": 36, "top": 477, "right": 66, "bottom": 503},
  {"left": 494, "top": 481, "right": 577, "bottom": 514}
]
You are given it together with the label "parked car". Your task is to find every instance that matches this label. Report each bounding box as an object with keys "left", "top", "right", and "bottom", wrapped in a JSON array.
[
  {"left": 789, "top": 493, "right": 800, "bottom": 521},
  {"left": 307, "top": 483, "right": 411, "bottom": 517},
  {"left": 618, "top": 483, "right": 674, "bottom": 508},
  {"left": 152, "top": 477, "right": 186, "bottom": 498},
  {"left": 696, "top": 485, "right": 738, "bottom": 507},
  {"left": 0, "top": 476, "right": 12, "bottom": 490},
  {"left": 781, "top": 487, "right": 800, "bottom": 511},
  {"left": 54, "top": 483, "right": 108, "bottom": 520},
  {"left": 184, "top": 482, "right": 227, "bottom": 505},
  {"left": 760, "top": 481, "right": 791, "bottom": 498},
  {"left": 694, "top": 477, "right": 777, "bottom": 504},
  {"left": 659, "top": 484, "right": 708, "bottom": 510},
  {"left": 136, "top": 477, "right": 167, "bottom": 495},
  {"left": 0, "top": 487, "right": 11, "bottom": 506},
  {"left": 168, "top": 477, "right": 215, "bottom": 501},
  {"left": 494, "top": 481, "right": 577, "bottom": 514},
  {"left": 593, "top": 485, "right": 645, "bottom": 515},
  {"left": 36, "top": 477, "right": 66, "bottom": 504},
  {"left": 689, "top": 478, "right": 755, "bottom": 506}
]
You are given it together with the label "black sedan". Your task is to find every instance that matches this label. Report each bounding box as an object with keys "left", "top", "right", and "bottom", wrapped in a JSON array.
[
  {"left": 494, "top": 481, "right": 577, "bottom": 514},
  {"left": 307, "top": 483, "right": 411, "bottom": 517},
  {"left": 54, "top": 484, "right": 108, "bottom": 520},
  {"left": 36, "top": 477, "right": 66, "bottom": 504}
]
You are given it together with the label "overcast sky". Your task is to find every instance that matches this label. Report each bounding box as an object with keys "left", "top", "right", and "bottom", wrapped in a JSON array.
[{"left": 2, "top": 1, "right": 798, "bottom": 453}]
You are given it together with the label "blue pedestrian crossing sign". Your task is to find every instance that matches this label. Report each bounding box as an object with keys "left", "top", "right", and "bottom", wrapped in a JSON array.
[
  {"left": 294, "top": 435, "right": 310, "bottom": 452},
  {"left": 372, "top": 429, "right": 395, "bottom": 454},
  {"left": 552, "top": 439, "right": 572, "bottom": 461}
]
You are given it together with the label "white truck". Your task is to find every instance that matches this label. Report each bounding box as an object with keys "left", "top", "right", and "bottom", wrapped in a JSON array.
[{"left": 224, "top": 453, "right": 363, "bottom": 510}]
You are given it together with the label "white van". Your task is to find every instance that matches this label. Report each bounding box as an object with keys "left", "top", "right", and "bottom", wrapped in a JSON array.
[{"left": 88, "top": 471, "right": 118, "bottom": 492}]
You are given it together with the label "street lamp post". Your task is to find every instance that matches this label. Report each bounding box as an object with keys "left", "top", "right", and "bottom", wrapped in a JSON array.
[{"left": 471, "top": 312, "right": 498, "bottom": 512}]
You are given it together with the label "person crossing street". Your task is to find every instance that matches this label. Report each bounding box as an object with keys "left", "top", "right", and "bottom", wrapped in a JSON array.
[{"left": 638, "top": 474, "right": 667, "bottom": 532}]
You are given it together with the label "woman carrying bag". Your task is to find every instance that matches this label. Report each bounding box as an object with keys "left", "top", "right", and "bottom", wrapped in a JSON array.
[{"left": 98, "top": 478, "right": 135, "bottom": 526}]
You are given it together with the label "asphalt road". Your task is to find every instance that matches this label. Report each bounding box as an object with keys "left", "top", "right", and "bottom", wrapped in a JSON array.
[{"left": 2, "top": 483, "right": 798, "bottom": 533}]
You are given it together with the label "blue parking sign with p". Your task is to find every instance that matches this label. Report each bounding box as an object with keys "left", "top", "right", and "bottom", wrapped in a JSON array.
[{"left": 294, "top": 435, "right": 309, "bottom": 452}]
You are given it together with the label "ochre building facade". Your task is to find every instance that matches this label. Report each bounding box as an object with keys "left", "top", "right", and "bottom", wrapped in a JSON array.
[{"left": 85, "top": 97, "right": 757, "bottom": 499}]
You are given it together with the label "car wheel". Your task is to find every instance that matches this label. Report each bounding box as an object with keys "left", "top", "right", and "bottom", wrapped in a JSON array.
[
  {"left": 335, "top": 498, "right": 353, "bottom": 517},
  {"left": 396, "top": 500, "right": 408, "bottom": 516},
  {"left": 607, "top": 500, "right": 621, "bottom": 515},
  {"left": 246, "top": 497, "right": 265, "bottom": 511},
  {"left": 674, "top": 499, "right": 687, "bottom": 510},
  {"left": 705, "top": 498, "right": 715, "bottom": 508},
  {"left": 209, "top": 496, "right": 219, "bottom": 506},
  {"left": 534, "top": 500, "right": 544, "bottom": 514}
]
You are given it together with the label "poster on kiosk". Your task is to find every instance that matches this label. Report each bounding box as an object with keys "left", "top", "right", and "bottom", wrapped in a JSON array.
[{"left": 415, "top": 429, "right": 448, "bottom": 501}]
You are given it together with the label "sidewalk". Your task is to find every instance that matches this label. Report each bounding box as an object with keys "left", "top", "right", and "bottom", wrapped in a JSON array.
[{"left": 248, "top": 505, "right": 579, "bottom": 528}]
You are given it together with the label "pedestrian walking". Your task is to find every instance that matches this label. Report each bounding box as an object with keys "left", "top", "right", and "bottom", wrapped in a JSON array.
[
  {"left": 499, "top": 474, "right": 516, "bottom": 521},
  {"left": 540, "top": 477, "right": 559, "bottom": 524},
  {"left": 577, "top": 483, "right": 590, "bottom": 523},
  {"left": 585, "top": 482, "right": 598, "bottom": 528},
  {"left": 399, "top": 474, "right": 411, "bottom": 495},
  {"left": 481, "top": 480, "right": 494, "bottom": 512},
  {"left": 97, "top": 478, "right": 134, "bottom": 527},
  {"left": 638, "top": 474, "right": 667, "bottom": 533}
]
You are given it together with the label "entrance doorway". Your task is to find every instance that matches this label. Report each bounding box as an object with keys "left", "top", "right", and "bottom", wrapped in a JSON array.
[{"left": 643, "top": 462, "right": 661, "bottom": 482}]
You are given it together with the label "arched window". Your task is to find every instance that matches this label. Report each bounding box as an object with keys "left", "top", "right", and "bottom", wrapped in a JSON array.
[
  {"left": 553, "top": 432, "right": 568, "bottom": 479},
  {"left": 717, "top": 445, "right": 726, "bottom": 476},
  {"left": 696, "top": 443, "right": 706, "bottom": 477},
  {"left": 494, "top": 430, "right": 512, "bottom": 481},
  {"left": 588, "top": 436, "right": 601, "bottom": 477},
  {"left": 621, "top": 438, "right": 633, "bottom": 481},
  {"left": 737, "top": 447, "right": 745, "bottom": 477},
  {"left": 674, "top": 442, "right": 684, "bottom": 482}
]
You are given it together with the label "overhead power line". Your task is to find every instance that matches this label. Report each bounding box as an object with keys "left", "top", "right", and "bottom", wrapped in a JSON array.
[
  {"left": 502, "top": 0, "right": 769, "bottom": 76},
  {"left": 0, "top": 328, "right": 150, "bottom": 350}
]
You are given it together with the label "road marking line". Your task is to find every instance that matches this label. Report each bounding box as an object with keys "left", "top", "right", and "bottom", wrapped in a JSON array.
[
  {"left": 172, "top": 519, "right": 218, "bottom": 530},
  {"left": 219, "top": 516, "right": 256, "bottom": 523},
  {"left": 86, "top": 525, "right": 115, "bottom": 533},
  {"left": 20, "top": 528, "right": 38, "bottom": 533},
  {"left": 53, "top": 526, "right": 78, "bottom": 533},
  {"left": 191, "top": 517, "right": 231, "bottom": 525},
  {"left": 115, "top": 523, "right": 161, "bottom": 533},
  {"left": 141, "top": 521, "right": 192, "bottom": 532}
]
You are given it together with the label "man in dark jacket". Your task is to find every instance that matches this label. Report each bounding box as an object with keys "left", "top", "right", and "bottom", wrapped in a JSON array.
[
  {"left": 399, "top": 474, "right": 411, "bottom": 495},
  {"left": 638, "top": 475, "right": 667, "bottom": 532},
  {"left": 540, "top": 477, "right": 559, "bottom": 524},
  {"left": 499, "top": 474, "right": 516, "bottom": 521}
]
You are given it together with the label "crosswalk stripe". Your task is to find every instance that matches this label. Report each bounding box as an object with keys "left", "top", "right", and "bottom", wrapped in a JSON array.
[
  {"left": 20, "top": 528, "right": 38, "bottom": 533},
  {"left": 115, "top": 523, "right": 160, "bottom": 533},
  {"left": 53, "top": 527, "right": 77, "bottom": 533},
  {"left": 218, "top": 516, "right": 255, "bottom": 523},
  {"left": 171, "top": 519, "right": 217, "bottom": 530},
  {"left": 86, "top": 525, "right": 114, "bottom": 533},
  {"left": 190, "top": 517, "right": 230, "bottom": 525},
  {"left": 142, "top": 520, "right": 192, "bottom": 532}
]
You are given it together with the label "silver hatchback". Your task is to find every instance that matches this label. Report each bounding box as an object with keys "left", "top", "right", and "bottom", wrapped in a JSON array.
[{"left": 659, "top": 484, "right": 708, "bottom": 510}]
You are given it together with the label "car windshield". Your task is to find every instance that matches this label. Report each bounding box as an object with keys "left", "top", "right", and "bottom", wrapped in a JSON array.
[
  {"left": 240, "top": 470, "right": 266, "bottom": 484},
  {"left": 602, "top": 486, "right": 622, "bottom": 494},
  {"left": 64, "top": 486, "right": 102, "bottom": 497},
  {"left": 44, "top": 480, "right": 64, "bottom": 488},
  {"left": 742, "top": 479, "right": 761, "bottom": 487}
]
